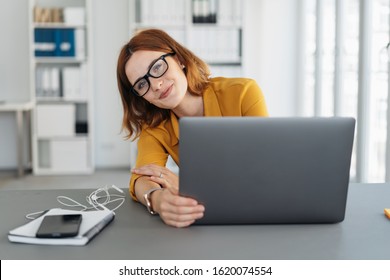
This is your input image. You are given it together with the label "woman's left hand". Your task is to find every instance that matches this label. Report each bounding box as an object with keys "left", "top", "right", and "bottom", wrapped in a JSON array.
[{"left": 131, "top": 164, "right": 178, "bottom": 191}]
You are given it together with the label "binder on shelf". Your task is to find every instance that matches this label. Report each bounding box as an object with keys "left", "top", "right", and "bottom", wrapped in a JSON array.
[
  {"left": 34, "top": 28, "right": 85, "bottom": 58},
  {"left": 189, "top": 28, "right": 241, "bottom": 63},
  {"left": 62, "top": 65, "right": 88, "bottom": 101},
  {"left": 137, "top": 0, "right": 185, "bottom": 25},
  {"left": 50, "top": 67, "right": 60, "bottom": 97},
  {"left": 8, "top": 208, "right": 115, "bottom": 246},
  {"left": 192, "top": 0, "right": 218, "bottom": 24},
  {"left": 34, "top": 28, "right": 56, "bottom": 57},
  {"left": 41, "top": 67, "right": 51, "bottom": 95},
  {"left": 75, "top": 103, "right": 89, "bottom": 134},
  {"left": 218, "top": 0, "right": 242, "bottom": 26},
  {"left": 35, "top": 67, "right": 44, "bottom": 97},
  {"left": 56, "top": 28, "right": 75, "bottom": 57},
  {"left": 62, "top": 67, "right": 80, "bottom": 99},
  {"left": 75, "top": 29, "right": 86, "bottom": 60},
  {"left": 36, "top": 67, "right": 61, "bottom": 99}
]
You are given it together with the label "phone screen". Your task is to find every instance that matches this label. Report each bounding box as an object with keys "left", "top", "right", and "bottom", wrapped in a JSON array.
[{"left": 36, "top": 214, "right": 82, "bottom": 238}]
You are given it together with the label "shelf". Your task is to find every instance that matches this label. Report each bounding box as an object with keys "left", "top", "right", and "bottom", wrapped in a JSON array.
[
  {"left": 29, "top": 0, "right": 93, "bottom": 175},
  {"left": 35, "top": 135, "right": 89, "bottom": 141},
  {"left": 133, "top": 23, "right": 186, "bottom": 30},
  {"left": 33, "top": 22, "right": 86, "bottom": 29},
  {"left": 34, "top": 57, "right": 87, "bottom": 64},
  {"left": 208, "top": 61, "right": 242, "bottom": 66},
  {"left": 36, "top": 97, "right": 88, "bottom": 103},
  {"left": 190, "top": 23, "right": 242, "bottom": 29}
]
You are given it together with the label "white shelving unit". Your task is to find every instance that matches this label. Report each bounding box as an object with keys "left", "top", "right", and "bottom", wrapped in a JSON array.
[
  {"left": 128, "top": 0, "right": 243, "bottom": 170},
  {"left": 129, "top": 0, "right": 243, "bottom": 78},
  {"left": 28, "top": 0, "right": 94, "bottom": 175}
]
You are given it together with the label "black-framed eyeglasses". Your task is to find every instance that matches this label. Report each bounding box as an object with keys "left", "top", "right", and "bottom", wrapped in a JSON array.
[{"left": 130, "top": 52, "right": 176, "bottom": 97}]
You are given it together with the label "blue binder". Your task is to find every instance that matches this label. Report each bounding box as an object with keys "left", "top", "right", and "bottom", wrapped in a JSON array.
[
  {"left": 34, "top": 28, "right": 56, "bottom": 57},
  {"left": 34, "top": 28, "right": 75, "bottom": 57},
  {"left": 56, "top": 29, "right": 75, "bottom": 57}
]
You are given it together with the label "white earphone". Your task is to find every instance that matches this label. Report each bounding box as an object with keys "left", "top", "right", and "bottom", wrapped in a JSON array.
[{"left": 26, "top": 185, "right": 126, "bottom": 220}]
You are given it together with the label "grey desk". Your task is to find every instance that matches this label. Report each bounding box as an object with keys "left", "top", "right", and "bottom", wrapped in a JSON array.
[
  {"left": 0, "top": 101, "right": 34, "bottom": 176},
  {"left": 1, "top": 183, "right": 389, "bottom": 260}
]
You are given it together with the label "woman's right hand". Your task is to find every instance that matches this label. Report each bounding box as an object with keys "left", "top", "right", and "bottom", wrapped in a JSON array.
[
  {"left": 151, "top": 186, "right": 205, "bottom": 228},
  {"left": 132, "top": 164, "right": 205, "bottom": 227}
]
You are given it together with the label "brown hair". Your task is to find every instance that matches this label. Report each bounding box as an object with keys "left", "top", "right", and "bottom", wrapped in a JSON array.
[{"left": 117, "top": 28, "right": 210, "bottom": 140}]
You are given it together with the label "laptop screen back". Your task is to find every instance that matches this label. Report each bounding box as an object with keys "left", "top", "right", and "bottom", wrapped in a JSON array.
[{"left": 179, "top": 117, "right": 355, "bottom": 225}]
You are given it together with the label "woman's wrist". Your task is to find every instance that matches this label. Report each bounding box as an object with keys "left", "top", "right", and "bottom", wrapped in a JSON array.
[
  {"left": 143, "top": 187, "right": 163, "bottom": 214},
  {"left": 150, "top": 188, "right": 164, "bottom": 214}
]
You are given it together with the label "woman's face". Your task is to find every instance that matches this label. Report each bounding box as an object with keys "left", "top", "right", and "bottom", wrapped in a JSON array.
[{"left": 125, "top": 50, "right": 188, "bottom": 109}]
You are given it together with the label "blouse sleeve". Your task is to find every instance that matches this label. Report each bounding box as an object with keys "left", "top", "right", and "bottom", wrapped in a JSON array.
[
  {"left": 241, "top": 79, "right": 269, "bottom": 117},
  {"left": 129, "top": 129, "right": 168, "bottom": 201}
]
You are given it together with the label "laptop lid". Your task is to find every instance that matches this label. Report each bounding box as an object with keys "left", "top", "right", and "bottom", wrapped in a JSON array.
[{"left": 179, "top": 117, "right": 355, "bottom": 225}]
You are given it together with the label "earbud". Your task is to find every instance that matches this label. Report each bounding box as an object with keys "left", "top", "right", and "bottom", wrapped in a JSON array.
[{"left": 111, "top": 184, "right": 124, "bottom": 193}]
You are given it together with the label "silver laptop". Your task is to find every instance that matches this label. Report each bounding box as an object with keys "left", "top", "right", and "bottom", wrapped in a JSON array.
[{"left": 179, "top": 117, "right": 355, "bottom": 225}]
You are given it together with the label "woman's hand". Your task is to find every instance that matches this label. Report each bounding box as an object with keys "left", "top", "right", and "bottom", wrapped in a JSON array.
[
  {"left": 151, "top": 187, "right": 205, "bottom": 227},
  {"left": 132, "top": 164, "right": 178, "bottom": 191},
  {"left": 132, "top": 164, "right": 205, "bottom": 227}
]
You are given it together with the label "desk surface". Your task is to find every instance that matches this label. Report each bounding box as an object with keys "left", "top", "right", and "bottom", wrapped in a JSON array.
[
  {"left": 1, "top": 183, "right": 389, "bottom": 260},
  {"left": 0, "top": 101, "right": 34, "bottom": 111}
]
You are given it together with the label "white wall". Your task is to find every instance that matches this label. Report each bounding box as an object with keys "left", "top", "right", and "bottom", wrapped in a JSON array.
[
  {"left": 0, "top": 1, "right": 30, "bottom": 169},
  {"left": 0, "top": 0, "right": 299, "bottom": 170}
]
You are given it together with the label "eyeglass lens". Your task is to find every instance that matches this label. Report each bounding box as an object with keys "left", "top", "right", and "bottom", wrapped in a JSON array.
[{"left": 133, "top": 56, "right": 169, "bottom": 96}]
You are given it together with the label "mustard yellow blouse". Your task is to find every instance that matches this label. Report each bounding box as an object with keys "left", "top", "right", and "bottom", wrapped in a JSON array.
[{"left": 129, "top": 77, "right": 269, "bottom": 200}]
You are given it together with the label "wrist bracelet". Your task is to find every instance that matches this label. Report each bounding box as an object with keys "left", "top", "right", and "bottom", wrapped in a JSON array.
[{"left": 143, "top": 187, "right": 162, "bottom": 215}]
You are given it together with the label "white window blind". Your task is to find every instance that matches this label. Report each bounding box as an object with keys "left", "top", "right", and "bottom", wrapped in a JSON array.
[{"left": 301, "top": 0, "right": 390, "bottom": 182}]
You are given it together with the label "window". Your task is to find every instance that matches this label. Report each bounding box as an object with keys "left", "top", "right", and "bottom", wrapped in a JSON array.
[{"left": 301, "top": 0, "right": 390, "bottom": 182}]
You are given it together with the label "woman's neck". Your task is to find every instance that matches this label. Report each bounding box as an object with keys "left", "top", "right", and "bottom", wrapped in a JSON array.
[{"left": 172, "top": 93, "right": 204, "bottom": 118}]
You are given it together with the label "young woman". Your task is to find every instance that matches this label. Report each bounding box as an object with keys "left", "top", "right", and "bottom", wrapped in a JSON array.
[{"left": 117, "top": 29, "right": 268, "bottom": 227}]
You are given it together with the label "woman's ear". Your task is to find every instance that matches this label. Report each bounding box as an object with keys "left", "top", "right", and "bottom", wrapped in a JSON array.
[{"left": 173, "top": 55, "right": 185, "bottom": 69}]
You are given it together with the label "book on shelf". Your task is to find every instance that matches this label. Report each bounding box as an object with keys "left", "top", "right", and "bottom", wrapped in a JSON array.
[
  {"left": 8, "top": 208, "right": 114, "bottom": 246},
  {"left": 34, "top": 6, "right": 85, "bottom": 25},
  {"left": 34, "top": 7, "right": 63, "bottom": 23}
]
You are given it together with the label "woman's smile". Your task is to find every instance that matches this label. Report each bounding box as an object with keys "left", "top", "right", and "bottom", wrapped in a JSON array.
[{"left": 159, "top": 84, "right": 173, "bottom": 100}]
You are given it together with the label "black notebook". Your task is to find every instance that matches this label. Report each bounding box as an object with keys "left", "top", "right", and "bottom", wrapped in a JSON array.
[{"left": 8, "top": 208, "right": 114, "bottom": 246}]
